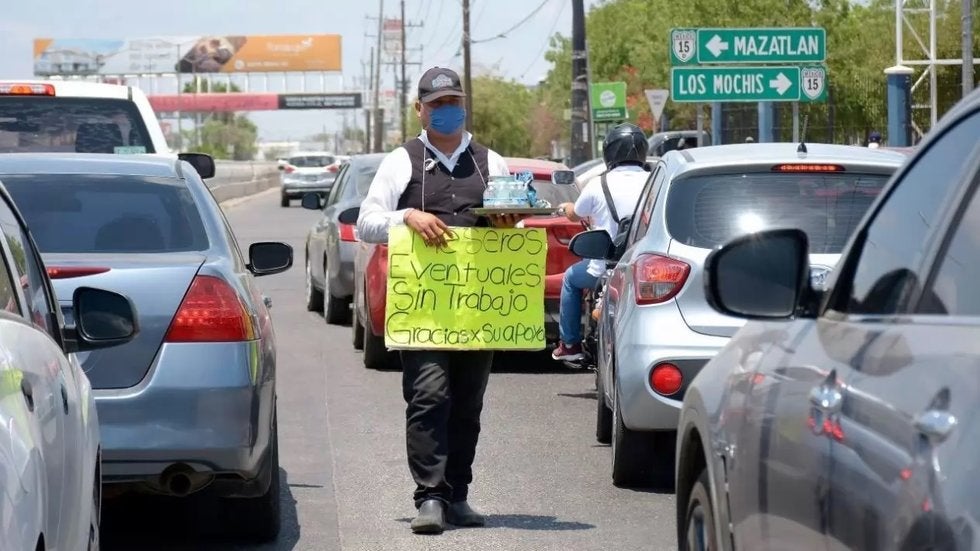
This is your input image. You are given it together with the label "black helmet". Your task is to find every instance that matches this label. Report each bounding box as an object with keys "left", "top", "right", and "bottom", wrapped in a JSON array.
[{"left": 602, "top": 123, "right": 648, "bottom": 170}]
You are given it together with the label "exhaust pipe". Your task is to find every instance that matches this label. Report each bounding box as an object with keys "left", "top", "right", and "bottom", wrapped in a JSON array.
[{"left": 158, "top": 464, "right": 213, "bottom": 497}]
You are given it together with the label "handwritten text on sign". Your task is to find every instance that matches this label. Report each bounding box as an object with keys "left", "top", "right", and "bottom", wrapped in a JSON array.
[{"left": 385, "top": 226, "right": 548, "bottom": 350}]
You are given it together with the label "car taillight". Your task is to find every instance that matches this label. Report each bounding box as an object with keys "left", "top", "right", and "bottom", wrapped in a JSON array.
[
  {"left": 633, "top": 254, "right": 690, "bottom": 305},
  {"left": 339, "top": 223, "right": 358, "bottom": 242},
  {"left": 46, "top": 266, "right": 111, "bottom": 279},
  {"left": 284, "top": 165, "right": 295, "bottom": 174},
  {"left": 650, "top": 362, "right": 683, "bottom": 396},
  {"left": 0, "top": 83, "right": 55, "bottom": 96},
  {"left": 327, "top": 165, "right": 338, "bottom": 173},
  {"left": 164, "top": 275, "right": 256, "bottom": 342}
]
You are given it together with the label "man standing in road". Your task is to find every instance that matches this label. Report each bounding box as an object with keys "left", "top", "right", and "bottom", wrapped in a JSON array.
[{"left": 356, "top": 66, "right": 519, "bottom": 535}]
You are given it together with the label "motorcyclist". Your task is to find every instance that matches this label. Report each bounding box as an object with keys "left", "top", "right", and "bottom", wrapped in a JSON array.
[{"left": 552, "top": 123, "right": 651, "bottom": 361}]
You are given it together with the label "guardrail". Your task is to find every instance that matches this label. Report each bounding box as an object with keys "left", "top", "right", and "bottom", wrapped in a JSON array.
[{"left": 207, "top": 160, "right": 281, "bottom": 203}]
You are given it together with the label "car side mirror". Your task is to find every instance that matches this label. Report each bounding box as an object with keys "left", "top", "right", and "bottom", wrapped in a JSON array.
[
  {"left": 178, "top": 152, "right": 216, "bottom": 179},
  {"left": 338, "top": 207, "right": 360, "bottom": 225},
  {"left": 551, "top": 170, "right": 575, "bottom": 186},
  {"left": 248, "top": 242, "right": 293, "bottom": 276},
  {"left": 703, "top": 228, "right": 810, "bottom": 319},
  {"left": 66, "top": 287, "right": 139, "bottom": 353},
  {"left": 301, "top": 193, "right": 324, "bottom": 210},
  {"left": 568, "top": 229, "right": 614, "bottom": 260}
]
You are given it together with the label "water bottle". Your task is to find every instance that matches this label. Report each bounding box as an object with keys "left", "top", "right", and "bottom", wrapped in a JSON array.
[{"left": 484, "top": 180, "right": 497, "bottom": 208}]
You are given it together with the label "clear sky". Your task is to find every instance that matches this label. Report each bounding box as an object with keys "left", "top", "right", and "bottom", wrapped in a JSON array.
[{"left": 1, "top": 0, "right": 602, "bottom": 141}]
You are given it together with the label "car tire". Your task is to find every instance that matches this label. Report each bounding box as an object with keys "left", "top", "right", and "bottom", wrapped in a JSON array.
[
  {"left": 595, "top": 370, "right": 612, "bottom": 444},
  {"left": 88, "top": 459, "right": 101, "bottom": 551},
  {"left": 352, "top": 304, "right": 365, "bottom": 350},
  {"left": 610, "top": 386, "right": 672, "bottom": 488},
  {"left": 364, "top": 330, "right": 398, "bottom": 370},
  {"left": 682, "top": 469, "right": 716, "bottom": 551},
  {"left": 304, "top": 257, "right": 324, "bottom": 313},
  {"left": 323, "top": 264, "right": 351, "bottom": 325},
  {"left": 222, "top": 412, "right": 281, "bottom": 542},
  {"left": 280, "top": 194, "right": 289, "bottom": 207}
]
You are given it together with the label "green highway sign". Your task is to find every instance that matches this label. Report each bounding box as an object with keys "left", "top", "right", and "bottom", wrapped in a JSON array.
[
  {"left": 670, "top": 27, "right": 826, "bottom": 65},
  {"left": 590, "top": 81, "right": 628, "bottom": 121},
  {"left": 670, "top": 65, "right": 829, "bottom": 103}
]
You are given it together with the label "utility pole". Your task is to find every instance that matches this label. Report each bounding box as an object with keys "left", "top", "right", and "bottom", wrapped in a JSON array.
[
  {"left": 963, "top": 0, "right": 974, "bottom": 97},
  {"left": 570, "top": 0, "right": 591, "bottom": 166},
  {"left": 373, "top": 0, "right": 384, "bottom": 153},
  {"left": 462, "top": 0, "right": 473, "bottom": 131},
  {"left": 366, "top": 48, "right": 374, "bottom": 153},
  {"left": 401, "top": 0, "right": 409, "bottom": 141}
]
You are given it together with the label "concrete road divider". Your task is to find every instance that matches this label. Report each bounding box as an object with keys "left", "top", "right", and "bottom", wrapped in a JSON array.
[{"left": 206, "top": 160, "right": 281, "bottom": 203}]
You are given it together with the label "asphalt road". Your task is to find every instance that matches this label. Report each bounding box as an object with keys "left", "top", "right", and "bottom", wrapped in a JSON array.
[{"left": 100, "top": 188, "right": 678, "bottom": 551}]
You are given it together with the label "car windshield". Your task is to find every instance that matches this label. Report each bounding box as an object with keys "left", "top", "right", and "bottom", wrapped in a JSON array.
[
  {"left": 531, "top": 178, "right": 580, "bottom": 207},
  {"left": 2, "top": 174, "right": 209, "bottom": 253},
  {"left": 0, "top": 97, "right": 154, "bottom": 154},
  {"left": 289, "top": 155, "right": 334, "bottom": 168},
  {"left": 665, "top": 170, "right": 892, "bottom": 254}
]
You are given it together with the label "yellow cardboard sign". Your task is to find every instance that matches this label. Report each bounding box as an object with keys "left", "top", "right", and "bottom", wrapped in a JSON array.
[{"left": 385, "top": 226, "right": 548, "bottom": 350}]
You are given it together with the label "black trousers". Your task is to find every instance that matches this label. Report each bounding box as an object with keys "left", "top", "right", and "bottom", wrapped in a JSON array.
[{"left": 400, "top": 349, "right": 494, "bottom": 508}]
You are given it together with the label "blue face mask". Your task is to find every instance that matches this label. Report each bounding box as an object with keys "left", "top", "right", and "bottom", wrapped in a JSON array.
[{"left": 428, "top": 104, "right": 466, "bottom": 135}]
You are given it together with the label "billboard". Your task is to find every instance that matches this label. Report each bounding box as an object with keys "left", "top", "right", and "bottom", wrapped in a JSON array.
[
  {"left": 147, "top": 92, "right": 363, "bottom": 112},
  {"left": 33, "top": 35, "right": 342, "bottom": 76}
]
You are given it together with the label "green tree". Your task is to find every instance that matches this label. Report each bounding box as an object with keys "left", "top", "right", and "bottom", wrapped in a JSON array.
[{"left": 180, "top": 78, "right": 258, "bottom": 160}]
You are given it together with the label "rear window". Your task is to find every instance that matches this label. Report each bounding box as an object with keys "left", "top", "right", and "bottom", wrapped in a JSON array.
[
  {"left": 666, "top": 170, "right": 891, "bottom": 253},
  {"left": 2, "top": 174, "right": 209, "bottom": 253},
  {"left": 531, "top": 179, "right": 580, "bottom": 207},
  {"left": 0, "top": 97, "right": 154, "bottom": 154},
  {"left": 288, "top": 155, "right": 334, "bottom": 168}
]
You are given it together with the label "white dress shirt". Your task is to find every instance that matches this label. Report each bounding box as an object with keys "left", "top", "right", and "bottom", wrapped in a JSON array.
[{"left": 356, "top": 133, "right": 511, "bottom": 244}]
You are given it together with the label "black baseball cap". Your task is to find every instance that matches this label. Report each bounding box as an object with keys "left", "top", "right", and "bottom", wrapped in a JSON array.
[{"left": 418, "top": 67, "right": 465, "bottom": 103}]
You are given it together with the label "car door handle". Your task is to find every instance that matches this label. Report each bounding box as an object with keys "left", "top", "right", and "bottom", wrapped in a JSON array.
[
  {"left": 809, "top": 369, "right": 843, "bottom": 413},
  {"left": 60, "top": 385, "right": 69, "bottom": 415},
  {"left": 20, "top": 378, "right": 33, "bottom": 412},
  {"left": 914, "top": 387, "right": 956, "bottom": 443}
]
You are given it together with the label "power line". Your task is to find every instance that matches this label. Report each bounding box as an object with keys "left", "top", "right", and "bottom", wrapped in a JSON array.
[
  {"left": 518, "top": 0, "right": 566, "bottom": 79},
  {"left": 471, "top": 0, "right": 553, "bottom": 43}
]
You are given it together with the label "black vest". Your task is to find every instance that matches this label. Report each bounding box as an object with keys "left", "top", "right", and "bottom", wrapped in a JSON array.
[{"left": 396, "top": 137, "right": 491, "bottom": 228}]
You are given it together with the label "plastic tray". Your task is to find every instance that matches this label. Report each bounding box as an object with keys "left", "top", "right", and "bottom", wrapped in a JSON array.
[{"left": 468, "top": 207, "right": 559, "bottom": 215}]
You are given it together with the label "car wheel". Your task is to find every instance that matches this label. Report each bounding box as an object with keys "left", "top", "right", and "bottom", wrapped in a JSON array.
[
  {"left": 323, "top": 262, "right": 351, "bottom": 325},
  {"left": 364, "top": 330, "right": 398, "bottom": 370},
  {"left": 221, "top": 411, "right": 281, "bottom": 542},
  {"left": 352, "top": 303, "right": 365, "bottom": 350},
  {"left": 280, "top": 194, "right": 289, "bottom": 207},
  {"left": 682, "top": 469, "right": 716, "bottom": 551},
  {"left": 88, "top": 460, "right": 101, "bottom": 551},
  {"left": 595, "top": 370, "right": 612, "bottom": 444},
  {"left": 611, "top": 386, "right": 672, "bottom": 488},
  {"left": 304, "top": 256, "right": 324, "bottom": 313}
]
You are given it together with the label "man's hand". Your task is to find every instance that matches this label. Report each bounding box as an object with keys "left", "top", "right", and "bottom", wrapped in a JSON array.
[
  {"left": 405, "top": 209, "right": 453, "bottom": 247},
  {"left": 487, "top": 212, "right": 530, "bottom": 229},
  {"left": 558, "top": 202, "right": 581, "bottom": 222}
]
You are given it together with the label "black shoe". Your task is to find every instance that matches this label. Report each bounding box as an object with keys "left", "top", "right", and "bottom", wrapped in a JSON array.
[
  {"left": 411, "top": 499, "right": 446, "bottom": 534},
  {"left": 446, "top": 501, "right": 485, "bottom": 527}
]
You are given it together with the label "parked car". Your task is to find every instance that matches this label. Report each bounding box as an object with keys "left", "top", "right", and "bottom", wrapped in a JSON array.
[
  {"left": 0, "top": 175, "right": 138, "bottom": 551},
  {"left": 570, "top": 142, "right": 907, "bottom": 487},
  {"left": 0, "top": 80, "right": 169, "bottom": 155},
  {"left": 348, "top": 157, "right": 581, "bottom": 370},
  {"left": 0, "top": 152, "right": 293, "bottom": 542},
  {"left": 675, "top": 87, "right": 980, "bottom": 551},
  {"left": 647, "top": 130, "right": 711, "bottom": 156},
  {"left": 279, "top": 150, "right": 339, "bottom": 207},
  {"left": 300, "top": 153, "right": 386, "bottom": 324}
]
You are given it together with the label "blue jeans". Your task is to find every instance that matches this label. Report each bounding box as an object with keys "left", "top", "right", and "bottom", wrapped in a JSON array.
[{"left": 559, "top": 260, "right": 598, "bottom": 345}]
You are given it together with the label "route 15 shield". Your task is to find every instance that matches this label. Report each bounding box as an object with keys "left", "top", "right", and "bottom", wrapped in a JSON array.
[
  {"left": 801, "top": 67, "right": 827, "bottom": 101},
  {"left": 672, "top": 30, "right": 696, "bottom": 63}
]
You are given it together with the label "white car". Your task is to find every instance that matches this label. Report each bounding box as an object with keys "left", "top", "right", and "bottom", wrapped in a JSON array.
[
  {"left": 279, "top": 150, "right": 341, "bottom": 207},
  {"left": 0, "top": 80, "right": 170, "bottom": 156},
  {"left": 0, "top": 179, "right": 138, "bottom": 550}
]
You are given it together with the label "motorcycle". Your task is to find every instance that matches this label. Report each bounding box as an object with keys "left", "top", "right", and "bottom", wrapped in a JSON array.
[{"left": 563, "top": 219, "right": 611, "bottom": 372}]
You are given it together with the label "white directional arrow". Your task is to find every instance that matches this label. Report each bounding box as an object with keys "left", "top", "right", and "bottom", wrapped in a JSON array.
[
  {"left": 769, "top": 72, "right": 793, "bottom": 95},
  {"left": 705, "top": 34, "right": 730, "bottom": 57}
]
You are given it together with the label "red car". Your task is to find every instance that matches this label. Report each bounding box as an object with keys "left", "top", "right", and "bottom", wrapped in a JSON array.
[{"left": 349, "top": 157, "right": 583, "bottom": 369}]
